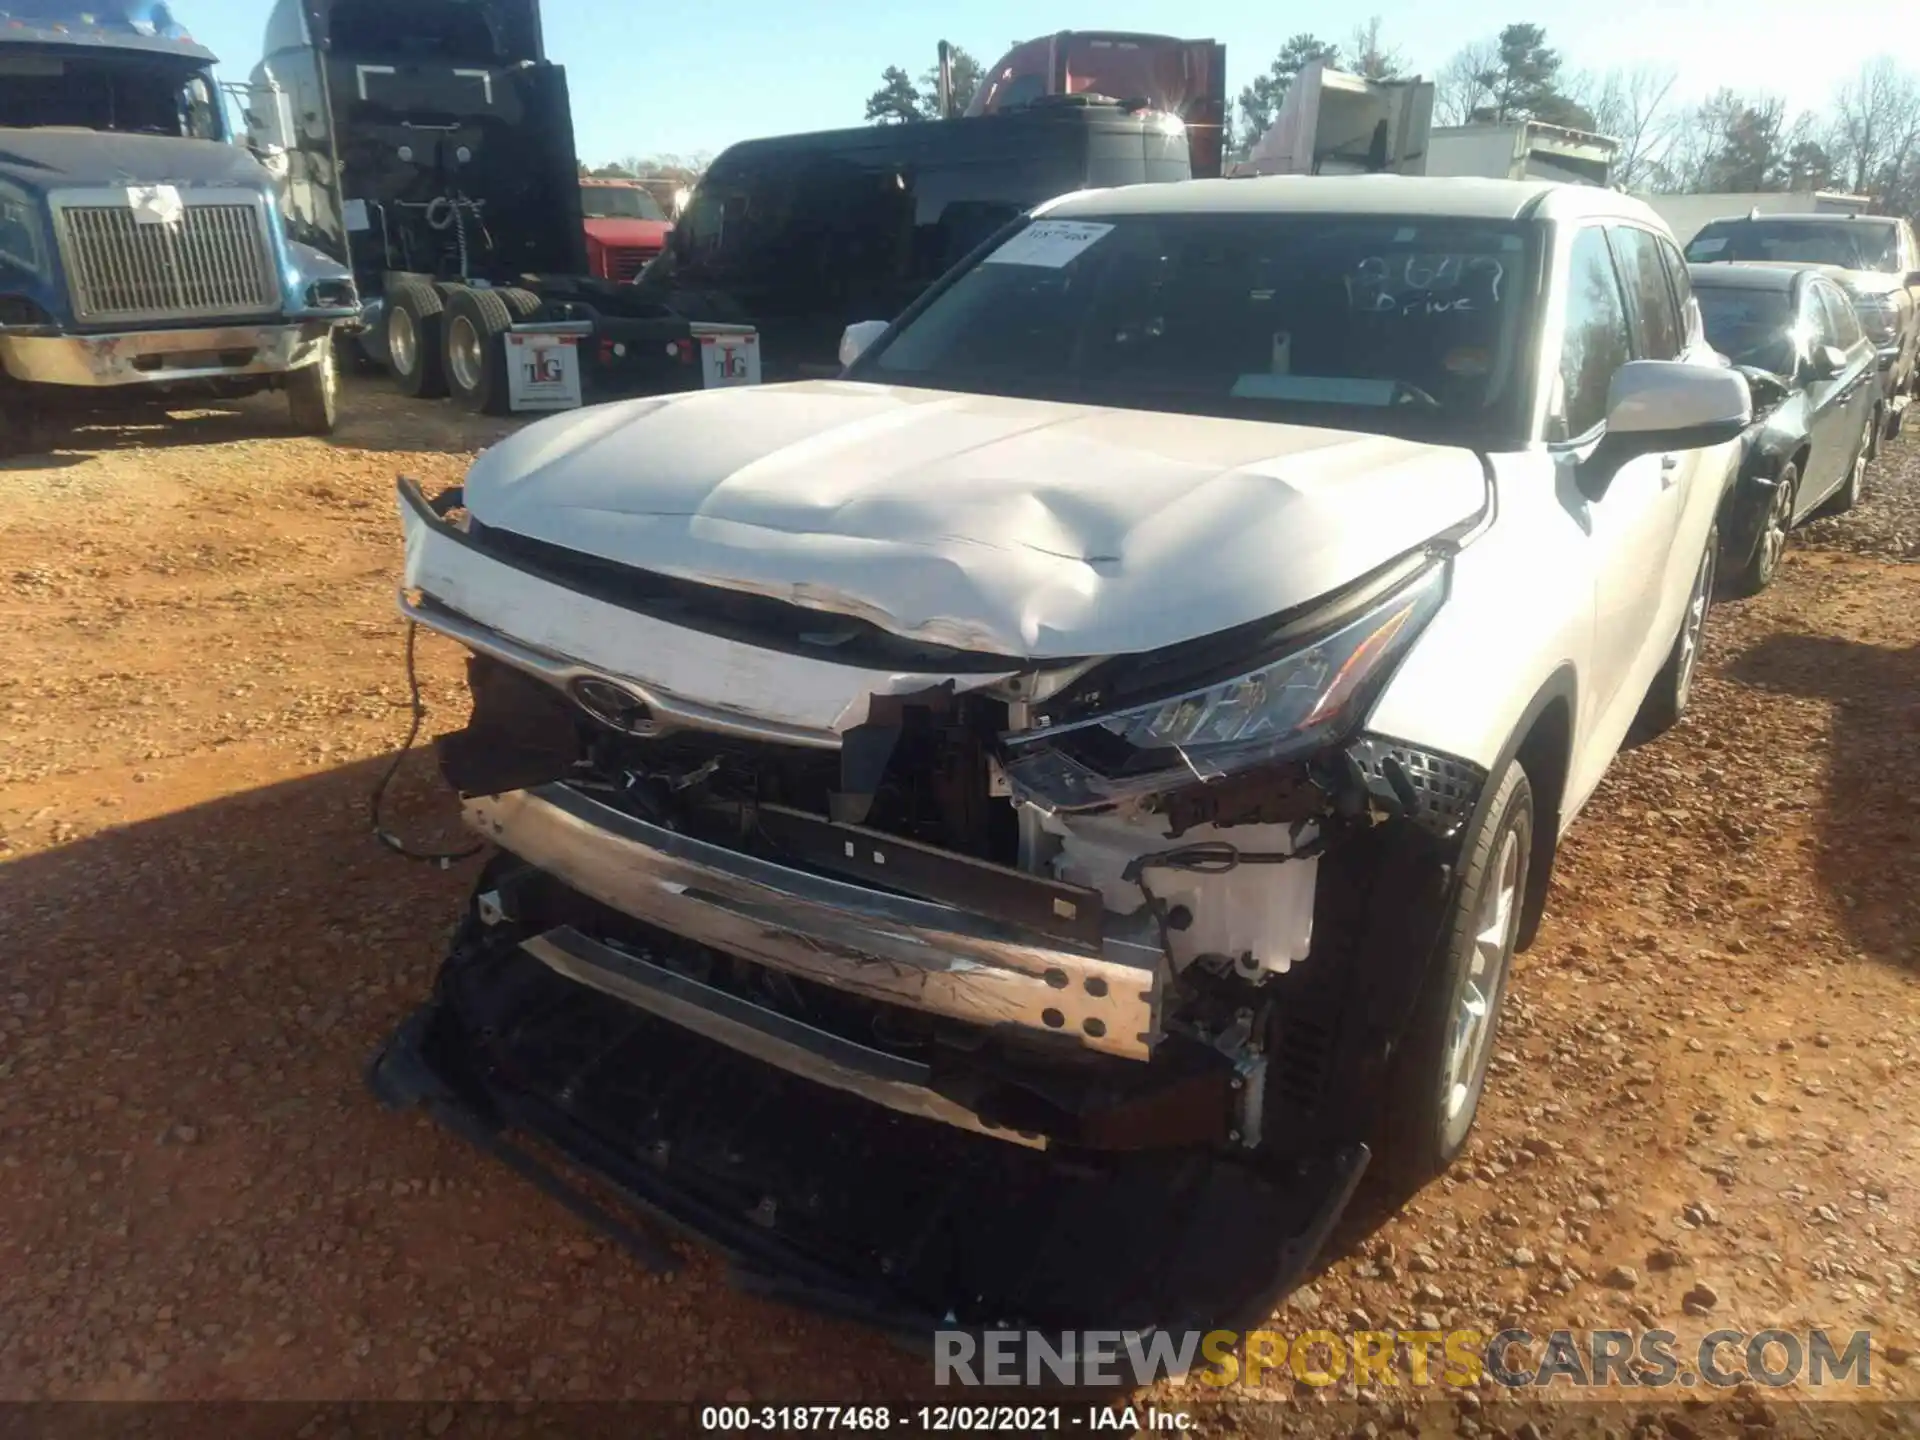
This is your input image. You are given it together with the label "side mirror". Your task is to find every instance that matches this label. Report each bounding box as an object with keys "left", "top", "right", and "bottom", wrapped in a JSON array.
[
  {"left": 838, "top": 319, "right": 889, "bottom": 369},
  {"left": 1577, "top": 360, "right": 1752, "bottom": 503},
  {"left": 1805, "top": 344, "right": 1848, "bottom": 380},
  {"left": 1905, "top": 269, "right": 1920, "bottom": 287}
]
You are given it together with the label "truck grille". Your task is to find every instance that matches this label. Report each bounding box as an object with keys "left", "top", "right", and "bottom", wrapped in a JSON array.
[
  {"left": 607, "top": 245, "right": 660, "bottom": 281},
  {"left": 51, "top": 193, "right": 279, "bottom": 325}
]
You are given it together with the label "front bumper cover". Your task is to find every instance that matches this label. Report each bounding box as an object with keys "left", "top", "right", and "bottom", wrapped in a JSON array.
[
  {"left": 370, "top": 923, "right": 1369, "bottom": 1339},
  {"left": 0, "top": 319, "right": 335, "bottom": 387}
]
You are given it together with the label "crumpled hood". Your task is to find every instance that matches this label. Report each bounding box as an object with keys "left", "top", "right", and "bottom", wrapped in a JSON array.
[
  {"left": 0, "top": 128, "right": 272, "bottom": 194},
  {"left": 462, "top": 381, "right": 1488, "bottom": 659}
]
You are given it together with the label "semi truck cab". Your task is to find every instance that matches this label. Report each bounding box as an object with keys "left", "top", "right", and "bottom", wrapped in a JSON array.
[
  {"left": 245, "top": 0, "right": 732, "bottom": 414},
  {"left": 0, "top": 1, "right": 360, "bottom": 452}
]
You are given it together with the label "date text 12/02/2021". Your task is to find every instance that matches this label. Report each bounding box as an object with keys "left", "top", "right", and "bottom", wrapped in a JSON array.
[{"left": 698, "top": 1405, "right": 1194, "bottom": 1431}]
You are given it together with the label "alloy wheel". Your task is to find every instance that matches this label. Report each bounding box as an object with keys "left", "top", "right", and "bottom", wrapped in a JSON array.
[
  {"left": 389, "top": 307, "right": 418, "bottom": 377},
  {"left": 1442, "top": 826, "right": 1522, "bottom": 1130},
  {"left": 448, "top": 315, "right": 484, "bottom": 395},
  {"left": 1758, "top": 473, "right": 1794, "bottom": 580},
  {"left": 1675, "top": 545, "right": 1714, "bottom": 711}
]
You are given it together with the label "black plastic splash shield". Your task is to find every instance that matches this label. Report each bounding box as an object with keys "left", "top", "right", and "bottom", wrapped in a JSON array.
[{"left": 368, "top": 935, "right": 1367, "bottom": 1344}]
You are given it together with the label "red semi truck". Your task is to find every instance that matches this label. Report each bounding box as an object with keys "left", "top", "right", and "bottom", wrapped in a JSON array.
[{"left": 578, "top": 177, "right": 673, "bottom": 283}]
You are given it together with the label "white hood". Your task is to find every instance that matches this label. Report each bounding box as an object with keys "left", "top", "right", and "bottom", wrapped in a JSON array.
[{"left": 462, "top": 381, "right": 1488, "bottom": 659}]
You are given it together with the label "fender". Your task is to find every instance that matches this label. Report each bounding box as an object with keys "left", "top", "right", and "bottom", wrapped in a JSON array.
[{"left": 1462, "top": 663, "right": 1579, "bottom": 951}]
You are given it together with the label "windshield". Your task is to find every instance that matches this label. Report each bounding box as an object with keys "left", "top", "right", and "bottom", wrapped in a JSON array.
[
  {"left": 1686, "top": 220, "right": 1898, "bottom": 272},
  {"left": 0, "top": 54, "right": 222, "bottom": 138},
  {"left": 580, "top": 184, "right": 666, "bottom": 221},
  {"left": 1694, "top": 286, "right": 1798, "bottom": 377},
  {"left": 858, "top": 212, "right": 1537, "bottom": 442}
]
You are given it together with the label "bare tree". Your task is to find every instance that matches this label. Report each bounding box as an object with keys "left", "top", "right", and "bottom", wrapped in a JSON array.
[
  {"left": 1570, "top": 64, "right": 1678, "bottom": 189},
  {"left": 1656, "top": 90, "right": 1792, "bottom": 194},
  {"left": 1831, "top": 56, "right": 1920, "bottom": 199},
  {"left": 1433, "top": 40, "right": 1497, "bottom": 126},
  {"left": 1346, "top": 16, "right": 1403, "bottom": 81}
]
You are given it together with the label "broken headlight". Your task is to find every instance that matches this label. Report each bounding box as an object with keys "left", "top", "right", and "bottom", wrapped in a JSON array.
[{"left": 1003, "top": 560, "right": 1448, "bottom": 808}]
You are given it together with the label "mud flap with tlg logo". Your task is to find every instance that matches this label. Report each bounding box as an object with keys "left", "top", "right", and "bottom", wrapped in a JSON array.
[
  {"left": 506, "top": 333, "right": 584, "bottom": 411},
  {"left": 694, "top": 325, "right": 762, "bottom": 389}
]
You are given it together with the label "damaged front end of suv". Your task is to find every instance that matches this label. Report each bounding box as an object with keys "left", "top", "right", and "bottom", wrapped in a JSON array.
[{"left": 372, "top": 453, "right": 1500, "bottom": 1337}]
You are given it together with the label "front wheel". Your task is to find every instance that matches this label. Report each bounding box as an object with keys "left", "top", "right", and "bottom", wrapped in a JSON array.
[
  {"left": 1726, "top": 464, "right": 1795, "bottom": 599},
  {"left": 1375, "top": 758, "right": 1534, "bottom": 1189},
  {"left": 286, "top": 342, "right": 339, "bottom": 436}
]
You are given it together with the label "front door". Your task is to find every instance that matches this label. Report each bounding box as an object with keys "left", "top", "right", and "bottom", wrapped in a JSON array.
[{"left": 1556, "top": 225, "right": 1685, "bottom": 781}]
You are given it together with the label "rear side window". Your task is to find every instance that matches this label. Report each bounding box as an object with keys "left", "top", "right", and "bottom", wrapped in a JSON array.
[
  {"left": 1557, "top": 227, "right": 1634, "bottom": 440},
  {"left": 1609, "top": 226, "right": 1683, "bottom": 361},
  {"left": 1657, "top": 236, "right": 1696, "bottom": 345},
  {"left": 1815, "top": 280, "right": 1864, "bottom": 348}
]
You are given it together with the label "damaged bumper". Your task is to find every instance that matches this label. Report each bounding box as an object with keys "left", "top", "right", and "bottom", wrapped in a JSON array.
[
  {"left": 467, "top": 782, "right": 1166, "bottom": 1061},
  {"left": 369, "top": 915, "right": 1371, "bottom": 1336},
  {"left": 0, "top": 320, "right": 333, "bottom": 387}
]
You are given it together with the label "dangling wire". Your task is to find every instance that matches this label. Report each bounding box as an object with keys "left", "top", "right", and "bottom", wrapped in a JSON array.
[{"left": 368, "top": 621, "right": 484, "bottom": 869}]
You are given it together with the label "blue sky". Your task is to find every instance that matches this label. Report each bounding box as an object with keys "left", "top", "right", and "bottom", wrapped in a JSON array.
[{"left": 183, "top": 0, "right": 1908, "bottom": 165}]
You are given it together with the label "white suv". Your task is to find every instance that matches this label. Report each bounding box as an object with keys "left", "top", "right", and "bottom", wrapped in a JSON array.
[{"left": 386, "top": 176, "right": 1748, "bottom": 1328}]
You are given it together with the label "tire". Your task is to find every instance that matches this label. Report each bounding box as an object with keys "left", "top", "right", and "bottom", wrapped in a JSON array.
[
  {"left": 1815, "top": 412, "right": 1871, "bottom": 517},
  {"left": 1725, "top": 463, "right": 1796, "bottom": 599},
  {"left": 334, "top": 327, "right": 379, "bottom": 376},
  {"left": 1631, "top": 525, "right": 1717, "bottom": 744},
  {"left": 1375, "top": 758, "right": 1534, "bottom": 1189},
  {"left": 386, "top": 280, "right": 447, "bottom": 399},
  {"left": 442, "top": 286, "right": 516, "bottom": 415},
  {"left": 497, "top": 287, "right": 544, "bottom": 321},
  {"left": 286, "top": 338, "right": 340, "bottom": 436}
]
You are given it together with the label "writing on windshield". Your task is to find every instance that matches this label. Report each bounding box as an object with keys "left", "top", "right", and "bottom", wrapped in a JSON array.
[{"left": 865, "top": 212, "right": 1534, "bottom": 438}]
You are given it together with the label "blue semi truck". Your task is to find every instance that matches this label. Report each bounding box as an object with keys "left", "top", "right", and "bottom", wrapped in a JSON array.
[{"left": 0, "top": 0, "right": 360, "bottom": 454}]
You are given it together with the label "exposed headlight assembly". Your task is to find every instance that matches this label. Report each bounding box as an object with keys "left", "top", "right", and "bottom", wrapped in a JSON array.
[{"left": 1003, "top": 558, "right": 1448, "bottom": 810}]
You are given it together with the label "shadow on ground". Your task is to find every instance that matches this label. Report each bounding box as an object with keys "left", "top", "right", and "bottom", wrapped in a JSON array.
[
  {"left": 3, "top": 375, "right": 520, "bottom": 465},
  {"left": 1726, "top": 632, "right": 1919, "bottom": 974}
]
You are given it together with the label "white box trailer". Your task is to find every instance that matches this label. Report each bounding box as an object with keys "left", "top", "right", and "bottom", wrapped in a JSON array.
[
  {"left": 1423, "top": 121, "right": 1617, "bottom": 186},
  {"left": 1634, "top": 191, "right": 1874, "bottom": 247},
  {"left": 1234, "top": 68, "right": 1618, "bottom": 187}
]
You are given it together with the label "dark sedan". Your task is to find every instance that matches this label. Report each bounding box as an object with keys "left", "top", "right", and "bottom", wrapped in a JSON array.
[{"left": 1690, "top": 263, "right": 1881, "bottom": 596}]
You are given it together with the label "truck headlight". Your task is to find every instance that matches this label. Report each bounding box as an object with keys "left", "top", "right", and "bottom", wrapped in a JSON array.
[{"left": 1004, "top": 559, "right": 1449, "bottom": 803}]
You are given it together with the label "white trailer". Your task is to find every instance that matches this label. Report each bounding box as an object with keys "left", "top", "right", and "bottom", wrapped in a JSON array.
[
  {"left": 1422, "top": 121, "right": 1617, "bottom": 186},
  {"left": 1235, "top": 67, "right": 1617, "bottom": 187},
  {"left": 1635, "top": 191, "right": 1873, "bottom": 246}
]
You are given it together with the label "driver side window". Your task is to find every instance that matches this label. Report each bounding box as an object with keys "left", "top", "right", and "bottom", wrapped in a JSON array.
[{"left": 1554, "top": 226, "right": 1633, "bottom": 441}]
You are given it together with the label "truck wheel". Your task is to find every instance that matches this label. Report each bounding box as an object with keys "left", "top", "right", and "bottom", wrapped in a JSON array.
[
  {"left": 1374, "top": 757, "right": 1534, "bottom": 1191},
  {"left": 286, "top": 341, "right": 340, "bottom": 436},
  {"left": 387, "top": 281, "right": 447, "bottom": 399},
  {"left": 497, "top": 287, "right": 544, "bottom": 322},
  {"left": 1630, "top": 525, "right": 1717, "bottom": 745},
  {"left": 442, "top": 286, "right": 516, "bottom": 415}
]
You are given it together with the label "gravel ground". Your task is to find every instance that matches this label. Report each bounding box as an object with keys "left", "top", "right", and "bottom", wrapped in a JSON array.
[
  {"left": 2, "top": 383, "right": 1916, "bottom": 1434},
  {"left": 1800, "top": 404, "right": 1920, "bottom": 562}
]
